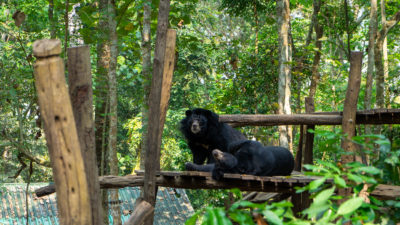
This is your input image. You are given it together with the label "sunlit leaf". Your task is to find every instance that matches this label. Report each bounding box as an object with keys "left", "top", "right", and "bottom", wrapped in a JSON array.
[{"left": 337, "top": 197, "right": 364, "bottom": 215}]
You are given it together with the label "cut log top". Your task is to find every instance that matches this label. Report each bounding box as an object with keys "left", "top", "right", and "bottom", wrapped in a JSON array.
[{"left": 33, "top": 39, "right": 62, "bottom": 57}]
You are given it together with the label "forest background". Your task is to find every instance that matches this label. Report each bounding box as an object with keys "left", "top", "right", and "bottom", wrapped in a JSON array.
[{"left": 1, "top": 0, "right": 400, "bottom": 222}]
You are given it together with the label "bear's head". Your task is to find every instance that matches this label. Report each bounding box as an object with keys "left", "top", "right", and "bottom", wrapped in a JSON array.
[
  {"left": 212, "top": 149, "right": 238, "bottom": 170},
  {"left": 183, "top": 108, "right": 219, "bottom": 136}
]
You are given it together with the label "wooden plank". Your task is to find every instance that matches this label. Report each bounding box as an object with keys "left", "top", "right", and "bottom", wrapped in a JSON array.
[
  {"left": 219, "top": 114, "right": 343, "bottom": 126},
  {"left": 35, "top": 174, "right": 400, "bottom": 200},
  {"left": 370, "top": 184, "right": 400, "bottom": 200},
  {"left": 68, "top": 45, "right": 103, "bottom": 225},
  {"left": 218, "top": 110, "right": 400, "bottom": 126},
  {"left": 33, "top": 39, "right": 92, "bottom": 225}
]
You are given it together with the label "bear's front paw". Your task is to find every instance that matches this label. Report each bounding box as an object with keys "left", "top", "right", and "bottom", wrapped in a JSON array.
[{"left": 185, "top": 162, "right": 197, "bottom": 171}]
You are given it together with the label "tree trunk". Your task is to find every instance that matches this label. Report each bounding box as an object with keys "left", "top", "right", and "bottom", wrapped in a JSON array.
[
  {"left": 139, "top": 0, "right": 152, "bottom": 170},
  {"left": 64, "top": 0, "right": 69, "bottom": 58},
  {"left": 276, "top": 0, "right": 292, "bottom": 149},
  {"left": 95, "top": 0, "right": 111, "bottom": 223},
  {"left": 364, "top": 0, "right": 377, "bottom": 139},
  {"left": 253, "top": 1, "right": 259, "bottom": 55},
  {"left": 308, "top": 0, "right": 323, "bottom": 98},
  {"left": 107, "top": 0, "right": 121, "bottom": 224},
  {"left": 364, "top": 0, "right": 377, "bottom": 111},
  {"left": 48, "top": 0, "right": 56, "bottom": 39},
  {"left": 381, "top": 0, "right": 389, "bottom": 108},
  {"left": 375, "top": 7, "right": 400, "bottom": 109}
]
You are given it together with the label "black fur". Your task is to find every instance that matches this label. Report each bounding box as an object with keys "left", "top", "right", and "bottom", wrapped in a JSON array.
[
  {"left": 180, "top": 108, "right": 246, "bottom": 165},
  {"left": 228, "top": 140, "right": 295, "bottom": 177},
  {"left": 186, "top": 140, "right": 295, "bottom": 181}
]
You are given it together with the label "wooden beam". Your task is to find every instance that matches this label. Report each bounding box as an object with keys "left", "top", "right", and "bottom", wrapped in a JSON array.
[
  {"left": 33, "top": 39, "right": 92, "bottom": 225},
  {"left": 219, "top": 109, "right": 400, "bottom": 126},
  {"left": 68, "top": 45, "right": 103, "bottom": 225},
  {"left": 35, "top": 172, "right": 400, "bottom": 200}
]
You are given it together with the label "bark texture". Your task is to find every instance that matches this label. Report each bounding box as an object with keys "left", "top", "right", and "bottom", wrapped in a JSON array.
[
  {"left": 140, "top": 0, "right": 152, "bottom": 170},
  {"left": 276, "top": 0, "right": 292, "bottom": 148},
  {"left": 106, "top": 1, "right": 121, "bottom": 224}
]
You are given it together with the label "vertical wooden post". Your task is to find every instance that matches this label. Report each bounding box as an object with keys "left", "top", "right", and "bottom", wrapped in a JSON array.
[
  {"left": 142, "top": 0, "right": 172, "bottom": 224},
  {"left": 68, "top": 45, "right": 103, "bottom": 225},
  {"left": 294, "top": 126, "right": 303, "bottom": 171},
  {"left": 303, "top": 97, "right": 315, "bottom": 166},
  {"left": 157, "top": 29, "right": 177, "bottom": 169},
  {"left": 339, "top": 51, "right": 363, "bottom": 197},
  {"left": 341, "top": 52, "right": 363, "bottom": 163},
  {"left": 33, "top": 39, "right": 92, "bottom": 225}
]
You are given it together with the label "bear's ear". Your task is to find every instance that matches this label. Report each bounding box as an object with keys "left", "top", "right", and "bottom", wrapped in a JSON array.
[
  {"left": 185, "top": 110, "right": 192, "bottom": 117},
  {"left": 205, "top": 110, "right": 219, "bottom": 126}
]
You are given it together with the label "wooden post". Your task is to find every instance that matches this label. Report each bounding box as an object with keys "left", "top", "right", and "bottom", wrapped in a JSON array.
[
  {"left": 142, "top": 0, "right": 172, "bottom": 224},
  {"left": 303, "top": 97, "right": 315, "bottom": 166},
  {"left": 68, "top": 45, "right": 103, "bottom": 225},
  {"left": 124, "top": 199, "right": 154, "bottom": 225},
  {"left": 157, "top": 29, "right": 177, "bottom": 169},
  {"left": 294, "top": 126, "right": 303, "bottom": 171},
  {"left": 341, "top": 52, "right": 363, "bottom": 164},
  {"left": 33, "top": 39, "right": 92, "bottom": 225},
  {"left": 339, "top": 51, "right": 363, "bottom": 198}
]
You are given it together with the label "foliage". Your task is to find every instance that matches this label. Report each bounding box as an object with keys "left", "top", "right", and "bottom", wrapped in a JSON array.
[
  {"left": 1, "top": 0, "right": 400, "bottom": 218},
  {"left": 187, "top": 132, "right": 400, "bottom": 224}
]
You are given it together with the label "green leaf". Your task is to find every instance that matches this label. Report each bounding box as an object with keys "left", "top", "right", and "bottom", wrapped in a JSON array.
[
  {"left": 337, "top": 197, "right": 364, "bottom": 215},
  {"left": 309, "top": 177, "right": 327, "bottom": 190},
  {"left": 185, "top": 210, "right": 203, "bottom": 225},
  {"left": 203, "top": 207, "right": 232, "bottom": 225},
  {"left": 356, "top": 166, "right": 381, "bottom": 175},
  {"left": 285, "top": 221, "right": 311, "bottom": 225},
  {"left": 314, "top": 186, "right": 335, "bottom": 204},
  {"left": 263, "top": 210, "right": 283, "bottom": 225},
  {"left": 302, "top": 203, "right": 330, "bottom": 219},
  {"left": 229, "top": 211, "right": 254, "bottom": 225},
  {"left": 230, "top": 200, "right": 261, "bottom": 210},
  {"left": 334, "top": 175, "right": 347, "bottom": 188},
  {"left": 347, "top": 173, "right": 363, "bottom": 183}
]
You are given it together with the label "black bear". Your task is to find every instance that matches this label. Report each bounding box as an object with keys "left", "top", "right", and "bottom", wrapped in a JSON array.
[
  {"left": 180, "top": 108, "right": 247, "bottom": 169},
  {"left": 186, "top": 140, "right": 295, "bottom": 180},
  {"left": 216, "top": 140, "right": 295, "bottom": 180}
]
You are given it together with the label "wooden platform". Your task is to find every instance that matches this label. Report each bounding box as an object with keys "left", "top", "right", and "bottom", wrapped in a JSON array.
[
  {"left": 133, "top": 170, "right": 329, "bottom": 193},
  {"left": 133, "top": 170, "right": 400, "bottom": 200},
  {"left": 35, "top": 171, "right": 400, "bottom": 200}
]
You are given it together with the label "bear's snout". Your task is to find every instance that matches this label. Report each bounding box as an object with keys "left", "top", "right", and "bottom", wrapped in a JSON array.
[
  {"left": 191, "top": 120, "right": 201, "bottom": 134},
  {"left": 212, "top": 149, "right": 223, "bottom": 160}
]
